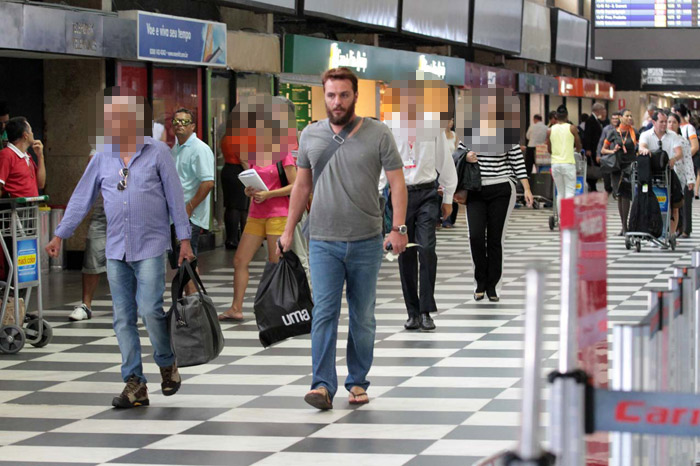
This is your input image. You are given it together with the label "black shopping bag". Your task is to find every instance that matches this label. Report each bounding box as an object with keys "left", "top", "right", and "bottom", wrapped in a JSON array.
[
  {"left": 253, "top": 249, "right": 313, "bottom": 347},
  {"left": 167, "top": 260, "right": 225, "bottom": 367}
]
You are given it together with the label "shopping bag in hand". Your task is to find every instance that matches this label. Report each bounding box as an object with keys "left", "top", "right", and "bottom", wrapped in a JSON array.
[
  {"left": 167, "top": 260, "right": 225, "bottom": 367},
  {"left": 254, "top": 249, "right": 313, "bottom": 347}
]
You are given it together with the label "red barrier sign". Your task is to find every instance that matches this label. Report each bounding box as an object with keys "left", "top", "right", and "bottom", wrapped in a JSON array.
[
  {"left": 594, "top": 388, "right": 700, "bottom": 437},
  {"left": 560, "top": 193, "right": 609, "bottom": 466}
]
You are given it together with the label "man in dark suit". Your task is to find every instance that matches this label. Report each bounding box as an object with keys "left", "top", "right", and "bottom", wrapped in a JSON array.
[{"left": 583, "top": 103, "right": 607, "bottom": 192}]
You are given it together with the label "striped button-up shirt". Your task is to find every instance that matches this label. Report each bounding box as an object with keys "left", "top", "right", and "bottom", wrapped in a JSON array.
[{"left": 55, "top": 137, "right": 191, "bottom": 262}]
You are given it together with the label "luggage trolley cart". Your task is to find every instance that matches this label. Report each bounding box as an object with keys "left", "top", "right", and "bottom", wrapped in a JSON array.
[
  {"left": 548, "top": 151, "right": 587, "bottom": 231},
  {"left": 625, "top": 163, "right": 675, "bottom": 252},
  {"left": 0, "top": 196, "right": 53, "bottom": 354}
]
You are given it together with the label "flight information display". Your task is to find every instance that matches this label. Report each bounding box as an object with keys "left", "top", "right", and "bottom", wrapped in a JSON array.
[{"left": 595, "top": 0, "right": 699, "bottom": 27}]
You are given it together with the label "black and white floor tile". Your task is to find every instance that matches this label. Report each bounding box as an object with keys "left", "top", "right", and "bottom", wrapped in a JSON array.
[{"left": 1, "top": 198, "right": 700, "bottom": 465}]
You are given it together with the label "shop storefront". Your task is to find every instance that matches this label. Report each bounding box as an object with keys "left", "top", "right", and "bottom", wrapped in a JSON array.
[
  {"left": 557, "top": 77, "right": 615, "bottom": 125},
  {"left": 281, "top": 34, "right": 465, "bottom": 131},
  {"left": 0, "top": 2, "right": 135, "bottom": 264}
]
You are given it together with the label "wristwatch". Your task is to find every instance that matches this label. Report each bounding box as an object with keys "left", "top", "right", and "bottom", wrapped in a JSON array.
[{"left": 392, "top": 225, "right": 408, "bottom": 235}]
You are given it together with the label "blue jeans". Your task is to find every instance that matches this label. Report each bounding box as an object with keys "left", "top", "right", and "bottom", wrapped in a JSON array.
[
  {"left": 106, "top": 253, "right": 173, "bottom": 383},
  {"left": 309, "top": 234, "right": 383, "bottom": 399}
]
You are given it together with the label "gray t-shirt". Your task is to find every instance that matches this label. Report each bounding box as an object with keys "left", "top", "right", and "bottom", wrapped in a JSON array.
[{"left": 297, "top": 117, "right": 403, "bottom": 242}]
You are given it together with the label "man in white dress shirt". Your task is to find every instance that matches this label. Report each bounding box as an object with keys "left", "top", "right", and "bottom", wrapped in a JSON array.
[{"left": 383, "top": 77, "right": 457, "bottom": 331}]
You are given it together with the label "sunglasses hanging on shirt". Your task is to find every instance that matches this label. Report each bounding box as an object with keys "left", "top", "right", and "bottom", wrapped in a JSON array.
[{"left": 117, "top": 167, "right": 129, "bottom": 191}]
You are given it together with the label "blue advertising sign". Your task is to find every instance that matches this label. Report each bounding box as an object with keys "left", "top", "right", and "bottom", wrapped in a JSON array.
[
  {"left": 17, "top": 239, "right": 38, "bottom": 284},
  {"left": 137, "top": 11, "right": 226, "bottom": 67}
]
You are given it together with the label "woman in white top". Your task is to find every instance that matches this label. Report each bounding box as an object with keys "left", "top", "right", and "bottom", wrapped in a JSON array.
[{"left": 667, "top": 112, "right": 696, "bottom": 238}]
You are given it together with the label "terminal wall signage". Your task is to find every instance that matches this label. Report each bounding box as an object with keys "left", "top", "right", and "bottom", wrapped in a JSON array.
[
  {"left": 136, "top": 11, "right": 227, "bottom": 67},
  {"left": 0, "top": 3, "right": 134, "bottom": 59},
  {"left": 283, "top": 34, "right": 465, "bottom": 86},
  {"left": 641, "top": 68, "right": 700, "bottom": 87}
]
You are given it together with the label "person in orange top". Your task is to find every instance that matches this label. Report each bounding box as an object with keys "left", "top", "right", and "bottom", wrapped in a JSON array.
[{"left": 220, "top": 121, "right": 250, "bottom": 250}]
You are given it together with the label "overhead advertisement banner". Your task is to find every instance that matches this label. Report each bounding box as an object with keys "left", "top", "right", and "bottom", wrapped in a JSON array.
[{"left": 137, "top": 11, "right": 226, "bottom": 67}]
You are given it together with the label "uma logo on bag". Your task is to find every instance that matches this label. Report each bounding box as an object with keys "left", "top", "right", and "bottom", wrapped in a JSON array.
[{"left": 281, "top": 309, "right": 311, "bottom": 326}]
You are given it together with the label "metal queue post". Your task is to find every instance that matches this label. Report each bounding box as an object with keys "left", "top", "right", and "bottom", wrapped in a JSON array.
[
  {"left": 476, "top": 193, "right": 700, "bottom": 465},
  {"left": 473, "top": 263, "right": 553, "bottom": 466}
]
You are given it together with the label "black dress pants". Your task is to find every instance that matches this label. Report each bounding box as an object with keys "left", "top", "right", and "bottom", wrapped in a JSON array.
[
  {"left": 398, "top": 187, "right": 439, "bottom": 317},
  {"left": 525, "top": 147, "right": 536, "bottom": 180},
  {"left": 682, "top": 186, "right": 693, "bottom": 235},
  {"left": 221, "top": 163, "right": 249, "bottom": 247},
  {"left": 466, "top": 181, "right": 514, "bottom": 293}
]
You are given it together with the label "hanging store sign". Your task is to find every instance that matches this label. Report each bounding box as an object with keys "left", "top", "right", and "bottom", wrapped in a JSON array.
[
  {"left": 135, "top": 11, "right": 227, "bottom": 67},
  {"left": 582, "top": 79, "right": 615, "bottom": 100},
  {"left": 283, "top": 34, "right": 465, "bottom": 86},
  {"left": 518, "top": 73, "right": 558, "bottom": 95},
  {"left": 0, "top": 3, "right": 135, "bottom": 59},
  {"left": 558, "top": 77, "right": 583, "bottom": 97},
  {"left": 463, "top": 62, "right": 516, "bottom": 90}
]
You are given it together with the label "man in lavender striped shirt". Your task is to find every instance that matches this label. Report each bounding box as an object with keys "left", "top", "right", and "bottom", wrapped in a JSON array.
[{"left": 46, "top": 89, "right": 193, "bottom": 409}]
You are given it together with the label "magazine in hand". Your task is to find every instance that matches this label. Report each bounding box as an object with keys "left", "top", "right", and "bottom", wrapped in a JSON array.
[{"left": 238, "top": 169, "right": 269, "bottom": 192}]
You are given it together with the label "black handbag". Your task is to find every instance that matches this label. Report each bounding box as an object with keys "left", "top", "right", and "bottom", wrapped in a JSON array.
[
  {"left": 452, "top": 145, "right": 481, "bottom": 203},
  {"left": 600, "top": 152, "right": 619, "bottom": 174}
]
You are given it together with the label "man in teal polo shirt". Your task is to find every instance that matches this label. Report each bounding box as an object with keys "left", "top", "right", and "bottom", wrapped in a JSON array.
[{"left": 170, "top": 108, "right": 214, "bottom": 275}]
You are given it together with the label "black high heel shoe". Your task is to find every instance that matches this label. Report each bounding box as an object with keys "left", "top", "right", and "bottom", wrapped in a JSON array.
[
  {"left": 486, "top": 289, "right": 499, "bottom": 302},
  {"left": 474, "top": 291, "right": 485, "bottom": 301}
]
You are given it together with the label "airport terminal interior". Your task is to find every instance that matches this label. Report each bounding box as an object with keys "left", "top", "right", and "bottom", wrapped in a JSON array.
[{"left": 1, "top": 0, "right": 700, "bottom": 465}]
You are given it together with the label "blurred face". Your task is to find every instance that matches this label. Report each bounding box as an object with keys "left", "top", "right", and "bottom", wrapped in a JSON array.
[
  {"left": 103, "top": 95, "right": 143, "bottom": 145},
  {"left": 228, "top": 96, "right": 297, "bottom": 167},
  {"left": 21, "top": 122, "right": 34, "bottom": 146},
  {"left": 324, "top": 79, "right": 357, "bottom": 126},
  {"left": 621, "top": 111, "right": 633, "bottom": 127},
  {"left": 653, "top": 112, "right": 668, "bottom": 133},
  {"left": 598, "top": 108, "right": 608, "bottom": 120},
  {"left": 173, "top": 112, "right": 196, "bottom": 140},
  {"left": 668, "top": 116, "right": 680, "bottom": 133},
  {"left": 611, "top": 114, "right": 620, "bottom": 127},
  {"left": 0, "top": 114, "right": 8, "bottom": 134},
  {"left": 383, "top": 79, "right": 449, "bottom": 142}
]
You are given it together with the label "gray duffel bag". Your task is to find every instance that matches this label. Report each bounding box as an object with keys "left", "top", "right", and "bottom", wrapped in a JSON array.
[{"left": 167, "top": 260, "right": 224, "bottom": 367}]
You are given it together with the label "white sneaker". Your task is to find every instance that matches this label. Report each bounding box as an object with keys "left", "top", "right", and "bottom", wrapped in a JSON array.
[{"left": 69, "top": 304, "right": 92, "bottom": 321}]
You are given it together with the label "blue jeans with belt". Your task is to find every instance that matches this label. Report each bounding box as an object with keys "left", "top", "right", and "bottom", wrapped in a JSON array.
[
  {"left": 106, "top": 253, "right": 173, "bottom": 383},
  {"left": 309, "top": 234, "right": 384, "bottom": 399}
]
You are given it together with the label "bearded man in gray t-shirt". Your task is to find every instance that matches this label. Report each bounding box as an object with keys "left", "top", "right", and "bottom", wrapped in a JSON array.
[{"left": 279, "top": 67, "right": 408, "bottom": 410}]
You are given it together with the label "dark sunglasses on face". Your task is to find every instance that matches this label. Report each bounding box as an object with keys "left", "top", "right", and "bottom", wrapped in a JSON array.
[
  {"left": 117, "top": 168, "right": 129, "bottom": 191},
  {"left": 172, "top": 118, "right": 193, "bottom": 127}
]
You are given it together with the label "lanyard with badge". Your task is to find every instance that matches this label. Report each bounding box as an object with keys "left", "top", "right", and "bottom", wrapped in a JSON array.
[{"left": 404, "top": 142, "right": 417, "bottom": 169}]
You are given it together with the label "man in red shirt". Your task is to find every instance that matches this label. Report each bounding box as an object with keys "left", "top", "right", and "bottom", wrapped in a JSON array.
[{"left": 0, "top": 117, "right": 46, "bottom": 197}]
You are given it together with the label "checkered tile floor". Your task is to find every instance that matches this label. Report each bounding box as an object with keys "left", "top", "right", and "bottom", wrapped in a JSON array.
[{"left": 1, "top": 198, "right": 700, "bottom": 465}]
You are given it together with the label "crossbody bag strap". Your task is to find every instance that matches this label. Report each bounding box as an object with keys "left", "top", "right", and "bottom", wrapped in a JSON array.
[
  {"left": 277, "top": 161, "right": 289, "bottom": 187},
  {"left": 311, "top": 117, "right": 361, "bottom": 191}
]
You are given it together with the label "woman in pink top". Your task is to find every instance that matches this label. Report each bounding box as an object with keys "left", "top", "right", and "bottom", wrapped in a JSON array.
[{"left": 219, "top": 96, "right": 298, "bottom": 321}]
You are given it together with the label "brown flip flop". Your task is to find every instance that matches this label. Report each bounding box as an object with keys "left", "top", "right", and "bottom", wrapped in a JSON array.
[
  {"left": 304, "top": 387, "right": 333, "bottom": 410},
  {"left": 348, "top": 387, "right": 370, "bottom": 405}
]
